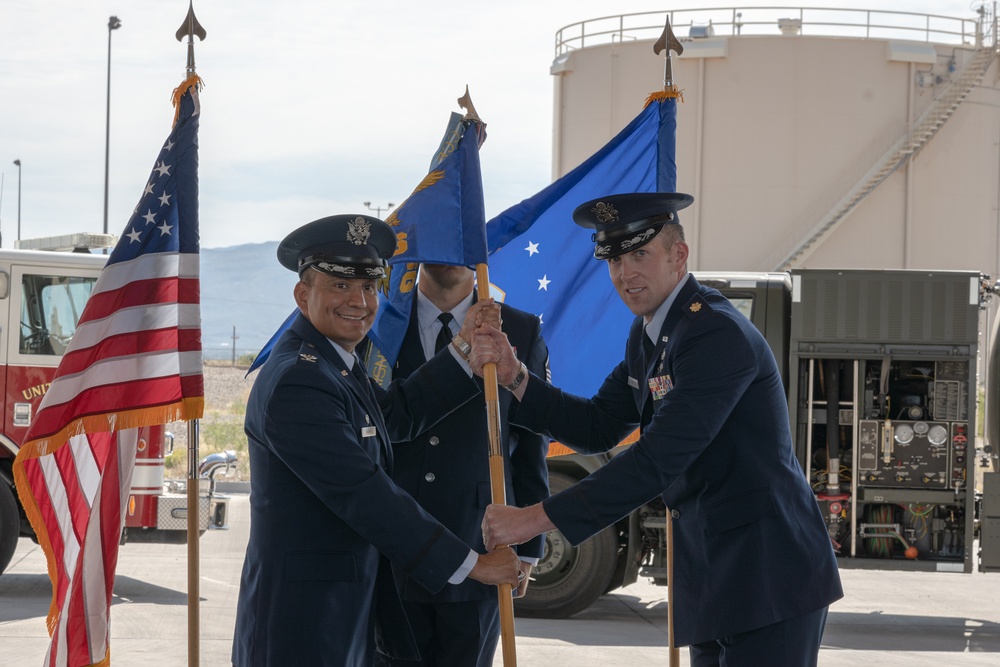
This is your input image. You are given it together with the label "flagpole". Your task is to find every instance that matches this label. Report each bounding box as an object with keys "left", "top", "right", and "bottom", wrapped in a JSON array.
[
  {"left": 186, "top": 419, "right": 201, "bottom": 667},
  {"left": 655, "top": 17, "right": 683, "bottom": 667},
  {"left": 475, "top": 263, "right": 517, "bottom": 667},
  {"left": 666, "top": 507, "right": 679, "bottom": 667},
  {"left": 175, "top": 4, "right": 207, "bottom": 667}
]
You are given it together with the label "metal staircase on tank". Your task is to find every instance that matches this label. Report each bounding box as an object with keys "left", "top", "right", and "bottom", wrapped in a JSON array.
[{"left": 770, "top": 44, "right": 999, "bottom": 271}]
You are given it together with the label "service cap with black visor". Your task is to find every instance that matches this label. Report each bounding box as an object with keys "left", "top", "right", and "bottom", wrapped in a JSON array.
[
  {"left": 277, "top": 213, "right": 397, "bottom": 279},
  {"left": 572, "top": 191, "right": 694, "bottom": 260}
]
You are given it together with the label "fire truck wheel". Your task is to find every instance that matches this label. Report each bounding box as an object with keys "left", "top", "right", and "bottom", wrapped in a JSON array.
[
  {"left": 512, "top": 471, "right": 618, "bottom": 618},
  {"left": 0, "top": 480, "right": 19, "bottom": 576}
]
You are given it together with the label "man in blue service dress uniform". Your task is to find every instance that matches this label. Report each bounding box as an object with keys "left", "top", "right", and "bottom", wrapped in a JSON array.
[
  {"left": 374, "top": 263, "right": 550, "bottom": 667},
  {"left": 481, "top": 193, "right": 843, "bottom": 667},
  {"left": 232, "top": 215, "right": 521, "bottom": 667}
]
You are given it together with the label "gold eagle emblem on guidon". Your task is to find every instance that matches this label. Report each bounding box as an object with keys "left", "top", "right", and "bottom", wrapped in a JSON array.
[
  {"left": 347, "top": 217, "right": 371, "bottom": 245},
  {"left": 591, "top": 202, "right": 619, "bottom": 224}
]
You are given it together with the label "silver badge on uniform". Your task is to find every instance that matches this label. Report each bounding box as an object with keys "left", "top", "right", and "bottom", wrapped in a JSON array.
[
  {"left": 628, "top": 376, "right": 639, "bottom": 389},
  {"left": 361, "top": 426, "right": 377, "bottom": 438}
]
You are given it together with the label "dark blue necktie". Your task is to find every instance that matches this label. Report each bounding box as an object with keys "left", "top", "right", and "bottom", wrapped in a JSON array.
[
  {"left": 642, "top": 332, "right": 655, "bottom": 369},
  {"left": 435, "top": 312, "right": 455, "bottom": 354}
]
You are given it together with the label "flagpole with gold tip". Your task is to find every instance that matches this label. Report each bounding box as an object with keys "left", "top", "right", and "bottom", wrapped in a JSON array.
[
  {"left": 458, "top": 86, "right": 518, "bottom": 667},
  {"left": 654, "top": 18, "right": 683, "bottom": 667},
  {"left": 176, "top": 4, "right": 206, "bottom": 667}
]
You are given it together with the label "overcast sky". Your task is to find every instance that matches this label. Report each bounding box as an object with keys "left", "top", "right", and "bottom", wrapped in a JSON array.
[{"left": 0, "top": 0, "right": 977, "bottom": 248}]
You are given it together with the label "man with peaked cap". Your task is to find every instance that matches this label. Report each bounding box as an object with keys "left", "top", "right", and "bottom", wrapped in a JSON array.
[
  {"left": 479, "top": 193, "right": 843, "bottom": 666},
  {"left": 373, "top": 262, "right": 550, "bottom": 667},
  {"left": 232, "top": 214, "right": 522, "bottom": 667}
]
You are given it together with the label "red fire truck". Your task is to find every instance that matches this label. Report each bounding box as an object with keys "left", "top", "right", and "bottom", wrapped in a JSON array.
[{"left": 0, "top": 234, "right": 231, "bottom": 576}]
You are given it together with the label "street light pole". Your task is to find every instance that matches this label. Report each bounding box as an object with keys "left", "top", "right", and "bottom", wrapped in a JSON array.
[
  {"left": 362, "top": 201, "right": 395, "bottom": 218},
  {"left": 104, "top": 15, "right": 122, "bottom": 236},
  {"left": 13, "top": 159, "right": 21, "bottom": 242}
]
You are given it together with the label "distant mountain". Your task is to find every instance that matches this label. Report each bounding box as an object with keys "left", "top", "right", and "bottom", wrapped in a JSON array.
[{"left": 200, "top": 242, "right": 299, "bottom": 361}]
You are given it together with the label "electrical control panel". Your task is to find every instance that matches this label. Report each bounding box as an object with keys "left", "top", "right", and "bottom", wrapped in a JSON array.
[{"left": 788, "top": 269, "right": 987, "bottom": 573}]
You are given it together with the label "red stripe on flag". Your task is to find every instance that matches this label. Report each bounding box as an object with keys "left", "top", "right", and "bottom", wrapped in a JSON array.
[
  {"left": 182, "top": 373, "right": 205, "bottom": 398},
  {"left": 27, "top": 376, "right": 191, "bottom": 443},
  {"left": 54, "top": 445, "right": 90, "bottom": 556},
  {"left": 58, "top": 327, "right": 201, "bottom": 376},
  {"left": 22, "top": 459, "right": 71, "bottom": 624},
  {"left": 81, "top": 277, "right": 200, "bottom": 322}
]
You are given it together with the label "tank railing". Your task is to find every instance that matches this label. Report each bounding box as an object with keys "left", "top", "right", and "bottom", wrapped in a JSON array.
[{"left": 555, "top": 6, "right": 988, "bottom": 56}]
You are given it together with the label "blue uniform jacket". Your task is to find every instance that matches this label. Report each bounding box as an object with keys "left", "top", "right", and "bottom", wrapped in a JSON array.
[
  {"left": 387, "top": 297, "right": 550, "bottom": 603},
  {"left": 233, "top": 313, "right": 482, "bottom": 666},
  {"left": 512, "top": 275, "right": 843, "bottom": 646}
]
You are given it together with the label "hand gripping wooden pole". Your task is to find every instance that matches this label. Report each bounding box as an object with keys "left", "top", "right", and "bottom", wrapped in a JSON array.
[
  {"left": 476, "top": 264, "right": 517, "bottom": 666},
  {"left": 666, "top": 506, "right": 679, "bottom": 667}
]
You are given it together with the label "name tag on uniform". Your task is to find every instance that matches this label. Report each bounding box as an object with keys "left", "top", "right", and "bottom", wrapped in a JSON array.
[
  {"left": 627, "top": 376, "right": 639, "bottom": 388},
  {"left": 361, "top": 426, "right": 377, "bottom": 438}
]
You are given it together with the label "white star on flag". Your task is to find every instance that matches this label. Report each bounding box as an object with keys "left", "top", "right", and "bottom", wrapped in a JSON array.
[
  {"left": 525, "top": 241, "right": 539, "bottom": 256},
  {"left": 126, "top": 228, "right": 142, "bottom": 243},
  {"left": 538, "top": 275, "right": 551, "bottom": 291}
]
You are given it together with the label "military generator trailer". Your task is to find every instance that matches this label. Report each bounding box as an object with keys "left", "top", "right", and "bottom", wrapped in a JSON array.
[{"left": 514, "top": 269, "right": 1000, "bottom": 619}]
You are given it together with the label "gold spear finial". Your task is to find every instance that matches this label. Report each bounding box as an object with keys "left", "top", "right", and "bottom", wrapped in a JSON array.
[
  {"left": 653, "top": 16, "right": 684, "bottom": 93},
  {"left": 457, "top": 85, "right": 481, "bottom": 123},
  {"left": 175, "top": 0, "right": 207, "bottom": 77}
]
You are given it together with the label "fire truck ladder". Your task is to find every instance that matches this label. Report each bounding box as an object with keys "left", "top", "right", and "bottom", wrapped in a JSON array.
[{"left": 771, "top": 44, "right": 998, "bottom": 271}]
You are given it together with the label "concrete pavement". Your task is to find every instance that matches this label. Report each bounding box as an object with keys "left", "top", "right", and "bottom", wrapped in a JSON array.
[{"left": 2, "top": 494, "right": 1000, "bottom": 666}]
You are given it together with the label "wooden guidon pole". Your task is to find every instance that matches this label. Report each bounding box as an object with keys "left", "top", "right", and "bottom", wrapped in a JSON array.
[
  {"left": 475, "top": 264, "right": 517, "bottom": 667},
  {"left": 666, "top": 506, "right": 679, "bottom": 667}
]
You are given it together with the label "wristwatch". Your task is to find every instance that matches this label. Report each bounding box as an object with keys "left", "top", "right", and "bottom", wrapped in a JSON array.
[
  {"left": 503, "top": 362, "right": 528, "bottom": 392},
  {"left": 451, "top": 334, "right": 472, "bottom": 360}
]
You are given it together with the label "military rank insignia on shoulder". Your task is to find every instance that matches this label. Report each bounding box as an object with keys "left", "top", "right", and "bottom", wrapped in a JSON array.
[
  {"left": 299, "top": 353, "right": 317, "bottom": 363},
  {"left": 685, "top": 295, "right": 709, "bottom": 318}
]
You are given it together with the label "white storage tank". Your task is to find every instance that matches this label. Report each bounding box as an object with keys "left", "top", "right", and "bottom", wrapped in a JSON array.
[{"left": 549, "top": 6, "right": 1000, "bottom": 274}]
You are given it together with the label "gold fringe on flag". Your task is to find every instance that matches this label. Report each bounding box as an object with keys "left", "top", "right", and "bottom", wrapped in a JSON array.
[
  {"left": 644, "top": 87, "right": 684, "bottom": 106},
  {"left": 12, "top": 396, "right": 205, "bottom": 636},
  {"left": 172, "top": 74, "right": 204, "bottom": 126}
]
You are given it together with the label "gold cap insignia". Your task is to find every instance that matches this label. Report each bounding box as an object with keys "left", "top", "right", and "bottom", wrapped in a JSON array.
[{"left": 346, "top": 217, "right": 371, "bottom": 245}]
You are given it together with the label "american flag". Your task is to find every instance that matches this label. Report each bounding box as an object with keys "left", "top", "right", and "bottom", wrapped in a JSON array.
[{"left": 12, "top": 77, "right": 204, "bottom": 667}]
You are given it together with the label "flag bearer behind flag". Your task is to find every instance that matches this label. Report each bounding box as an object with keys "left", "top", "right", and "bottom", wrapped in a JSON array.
[
  {"left": 232, "top": 214, "right": 520, "bottom": 666},
  {"left": 363, "top": 91, "right": 532, "bottom": 667},
  {"left": 373, "top": 258, "right": 549, "bottom": 666},
  {"left": 12, "top": 71, "right": 205, "bottom": 667}
]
